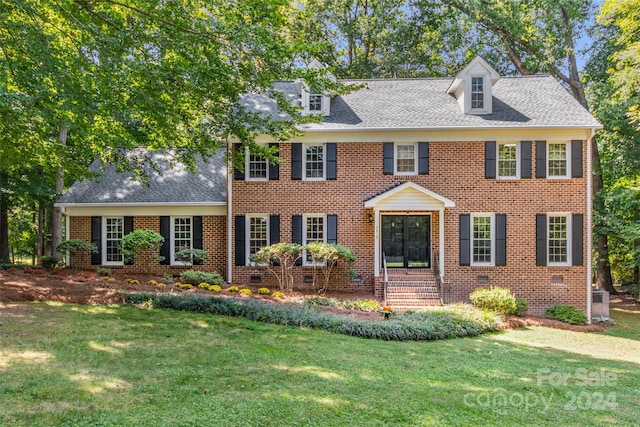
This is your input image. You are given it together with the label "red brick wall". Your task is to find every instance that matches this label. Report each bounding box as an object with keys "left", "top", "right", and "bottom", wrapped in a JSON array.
[
  {"left": 68, "top": 215, "right": 227, "bottom": 278},
  {"left": 232, "top": 140, "right": 587, "bottom": 315}
]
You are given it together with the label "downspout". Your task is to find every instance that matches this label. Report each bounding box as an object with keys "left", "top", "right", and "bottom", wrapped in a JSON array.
[
  {"left": 586, "top": 128, "right": 595, "bottom": 323},
  {"left": 227, "top": 141, "right": 233, "bottom": 284}
]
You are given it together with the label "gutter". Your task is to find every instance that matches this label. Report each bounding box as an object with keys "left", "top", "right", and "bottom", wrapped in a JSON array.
[{"left": 226, "top": 142, "right": 233, "bottom": 284}]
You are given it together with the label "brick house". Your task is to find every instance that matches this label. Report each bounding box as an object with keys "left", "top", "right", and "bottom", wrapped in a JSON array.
[{"left": 57, "top": 57, "right": 601, "bottom": 316}]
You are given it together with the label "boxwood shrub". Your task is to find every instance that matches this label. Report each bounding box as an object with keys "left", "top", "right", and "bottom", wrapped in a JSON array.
[
  {"left": 545, "top": 304, "right": 587, "bottom": 325},
  {"left": 124, "top": 293, "right": 501, "bottom": 341},
  {"left": 179, "top": 270, "right": 223, "bottom": 286},
  {"left": 469, "top": 286, "right": 517, "bottom": 315}
]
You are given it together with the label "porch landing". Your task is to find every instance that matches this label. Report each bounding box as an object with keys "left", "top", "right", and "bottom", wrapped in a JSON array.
[{"left": 384, "top": 269, "right": 443, "bottom": 310}]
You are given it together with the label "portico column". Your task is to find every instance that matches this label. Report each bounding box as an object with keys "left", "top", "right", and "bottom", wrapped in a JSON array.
[{"left": 439, "top": 208, "right": 445, "bottom": 278}]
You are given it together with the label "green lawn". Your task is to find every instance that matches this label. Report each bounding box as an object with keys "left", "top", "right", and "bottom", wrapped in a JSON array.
[{"left": 1, "top": 301, "right": 638, "bottom": 426}]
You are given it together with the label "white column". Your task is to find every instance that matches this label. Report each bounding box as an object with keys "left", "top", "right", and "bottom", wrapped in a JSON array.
[
  {"left": 374, "top": 209, "right": 380, "bottom": 277},
  {"left": 439, "top": 208, "right": 445, "bottom": 278}
]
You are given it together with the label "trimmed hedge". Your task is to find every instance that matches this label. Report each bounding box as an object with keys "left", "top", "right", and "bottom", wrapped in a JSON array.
[
  {"left": 545, "top": 304, "right": 587, "bottom": 325},
  {"left": 124, "top": 293, "right": 501, "bottom": 341},
  {"left": 469, "top": 286, "right": 517, "bottom": 315}
]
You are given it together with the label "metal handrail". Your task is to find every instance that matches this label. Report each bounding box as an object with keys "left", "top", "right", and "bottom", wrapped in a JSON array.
[{"left": 382, "top": 252, "right": 388, "bottom": 305}]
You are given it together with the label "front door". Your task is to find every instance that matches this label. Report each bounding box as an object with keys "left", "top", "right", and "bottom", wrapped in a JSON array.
[{"left": 382, "top": 215, "right": 431, "bottom": 268}]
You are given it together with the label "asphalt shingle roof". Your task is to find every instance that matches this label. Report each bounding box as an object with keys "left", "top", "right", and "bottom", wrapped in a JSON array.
[
  {"left": 57, "top": 149, "right": 226, "bottom": 205},
  {"left": 243, "top": 75, "right": 600, "bottom": 131}
]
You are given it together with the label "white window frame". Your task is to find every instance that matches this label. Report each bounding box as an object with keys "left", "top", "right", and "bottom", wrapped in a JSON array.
[
  {"left": 246, "top": 214, "right": 270, "bottom": 266},
  {"left": 547, "top": 213, "right": 571, "bottom": 267},
  {"left": 471, "top": 76, "right": 485, "bottom": 111},
  {"left": 497, "top": 142, "right": 520, "bottom": 179},
  {"left": 302, "top": 143, "right": 326, "bottom": 181},
  {"left": 309, "top": 94, "right": 323, "bottom": 112},
  {"left": 171, "top": 216, "right": 193, "bottom": 265},
  {"left": 245, "top": 146, "right": 269, "bottom": 181},
  {"left": 103, "top": 217, "right": 124, "bottom": 265},
  {"left": 547, "top": 142, "right": 570, "bottom": 179},
  {"left": 394, "top": 143, "right": 417, "bottom": 176},
  {"left": 470, "top": 213, "right": 494, "bottom": 267},
  {"left": 302, "top": 214, "right": 326, "bottom": 267}
]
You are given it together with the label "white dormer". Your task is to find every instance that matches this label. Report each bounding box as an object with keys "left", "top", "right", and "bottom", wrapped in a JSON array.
[
  {"left": 296, "top": 58, "right": 334, "bottom": 116},
  {"left": 447, "top": 56, "right": 500, "bottom": 115}
]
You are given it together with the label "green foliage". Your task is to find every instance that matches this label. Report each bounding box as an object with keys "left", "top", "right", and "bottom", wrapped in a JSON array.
[
  {"left": 175, "top": 249, "right": 209, "bottom": 264},
  {"left": 39, "top": 256, "right": 60, "bottom": 270},
  {"left": 469, "top": 286, "right": 517, "bottom": 315},
  {"left": 124, "top": 293, "right": 500, "bottom": 341},
  {"left": 514, "top": 298, "right": 529, "bottom": 316},
  {"left": 252, "top": 242, "right": 303, "bottom": 291},
  {"left": 179, "top": 270, "right": 223, "bottom": 286},
  {"left": 304, "top": 297, "right": 380, "bottom": 312},
  {"left": 120, "top": 230, "right": 164, "bottom": 262},
  {"left": 257, "top": 287, "right": 271, "bottom": 295},
  {"left": 304, "top": 242, "right": 357, "bottom": 294},
  {"left": 56, "top": 239, "right": 98, "bottom": 256},
  {"left": 629, "top": 284, "right": 640, "bottom": 299},
  {"left": 545, "top": 305, "right": 588, "bottom": 325},
  {"left": 227, "top": 286, "right": 240, "bottom": 293},
  {"left": 96, "top": 268, "right": 112, "bottom": 277}
]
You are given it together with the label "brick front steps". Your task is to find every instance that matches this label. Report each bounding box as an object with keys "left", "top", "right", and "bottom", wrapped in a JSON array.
[{"left": 384, "top": 269, "right": 443, "bottom": 310}]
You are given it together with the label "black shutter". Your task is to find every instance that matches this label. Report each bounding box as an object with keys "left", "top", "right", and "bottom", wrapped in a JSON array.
[
  {"left": 495, "top": 214, "right": 507, "bottom": 266},
  {"left": 327, "top": 215, "right": 337, "bottom": 244},
  {"left": 383, "top": 142, "right": 394, "bottom": 175},
  {"left": 536, "top": 214, "right": 547, "bottom": 266},
  {"left": 235, "top": 216, "right": 246, "bottom": 266},
  {"left": 535, "top": 141, "right": 547, "bottom": 178},
  {"left": 292, "top": 215, "right": 303, "bottom": 266},
  {"left": 572, "top": 214, "right": 584, "bottom": 266},
  {"left": 159, "top": 216, "right": 170, "bottom": 265},
  {"left": 418, "top": 142, "right": 429, "bottom": 174},
  {"left": 571, "top": 140, "right": 583, "bottom": 178},
  {"left": 269, "top": 215, "right": 280, "bottom": 245},
  {"left": 521, "top": 141, "right": 532, "bottom": 178},
  {"left": 485, "top": 141, "right": 496, "bottom": 179},
  {"left": 459, "top": 214, "right": 470, "bottom": 266},
  {"left": 268, "top": 143, "right": 279, "bottom": 180},
  {"left": 123, "top": 216, "right": 134, "bottom": 265},
  {"left": 192, "top": 216, "right": 203, "bottom": 265},
  {"left": 233, "top": 143, "right": 244, "bottom": 180},
  {"left": 326, "top": 143, "right": 337, "bottom": 180},
  {"left": 291, "top": 143, "right": 302, "bottom": 180},
  {"left": 91, "top": 216, "right": 101, "bottom": 265}
]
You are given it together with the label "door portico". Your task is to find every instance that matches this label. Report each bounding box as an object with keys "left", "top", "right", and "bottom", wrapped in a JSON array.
[{"left": 363, "top": 182, "right": 455, "bottom": 278}]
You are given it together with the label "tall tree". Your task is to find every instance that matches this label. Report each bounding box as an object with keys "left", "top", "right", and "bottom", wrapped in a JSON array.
[
  {"left": 435, "top": 0, "right": 616, "bottom": 293},
  {"left": 1, "top": 0, "right": 325, "bottom": 261}
]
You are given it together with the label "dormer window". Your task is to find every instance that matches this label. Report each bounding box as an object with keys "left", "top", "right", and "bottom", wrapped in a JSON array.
[
  {"left": 471, "top": 76, "right": 484, "bottom": 110},
  {"left": 309, "top": 94, "right": 323, "bottom": 112}
]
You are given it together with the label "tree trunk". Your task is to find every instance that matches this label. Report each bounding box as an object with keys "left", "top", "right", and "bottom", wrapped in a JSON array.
[{"left": 50, "top": 127, "right": 67, "bottom": 261}]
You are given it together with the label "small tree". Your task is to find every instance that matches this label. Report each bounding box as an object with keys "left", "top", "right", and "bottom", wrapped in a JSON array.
[
  {"left": 175, "top": 248, "right": 208, "bottom": 265},
  {"left": 305, "top": 242, "right": 356, "bottom": 294},
  {"left": 251, "top": 242, "right": 303, "bottom": 291},
  {"left": 56, "top": 239, "right": 98, "bottom": 271},
  {"left": 120, "top": 230, "right": 164, "bottom": 274}
]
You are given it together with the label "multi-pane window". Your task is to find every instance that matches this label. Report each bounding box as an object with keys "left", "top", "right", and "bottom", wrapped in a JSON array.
[
  {"left": 548, "top": 215, "right": 568, "bottom": 264},
  {"left": 309, "top": 94, "right": 323, "bottom": 112},
  {"left": 247, "top": 216, "right": 269, "bottom": 264},
  {"left": 547, "top": 143, "right": 568, "bottom": 177},
  {"left": 247, "top": 152, "right": 268, "bottom": 180},
  {"left": 472, "top": 215, "right": 493, "bottom": 265},
  {"left": 304, "top": 144, "right": 325, "bottom": 179},
  {"left": 395, "top": 144, "right": 416, "bottom": 174},
  {"left": 304, "top": 215, "right": 325, "bottom": 265},
  {"left": 172, "top": 217, "right": 192, "bottom": 264},
  {"left": 104, "top": 217, "right": 123, "bottom": 264},
  {"left": 471, "top": 76, "right": 484, "bottom": 109},
  {"left": 497, "top": 143, "right": 518, "bottom": 178}
]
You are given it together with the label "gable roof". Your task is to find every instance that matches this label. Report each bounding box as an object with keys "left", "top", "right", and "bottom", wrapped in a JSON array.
[
  {"left": 364, "top": 182, "right": 455, "bottom": 209},
  {"left": 242, "top": 75, "right": 601, "bottom": 132},
  {"left": 56, "top": 148, "right": 226, "bottom": 206}
]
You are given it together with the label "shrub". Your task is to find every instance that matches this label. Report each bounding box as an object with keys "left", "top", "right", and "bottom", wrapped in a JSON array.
[
  {"left": 40, "top": 256, "right": 60, "bottom": 270},
  {"left": 272, "top": 291, "right": 285, "bottom": 298},
  {"left": 251, "top": 242, "right": 303, "bottom": 291},
  {"left": 545, "top": 305, "right": 587, "bottom": 325},
  {"left": 56, "top": 239, "right": 97, "bottom": 270},
  {"left": 179, "top": 270, "right": 223, "bottom": 286},
  {"left": 156, "top": 282, "right": 167, "bottom": 288},
  {"left": 257, "top": 287, "right": 271, "bottom": 295},
  {"left": 179, "top": 283, "right": 194, "bottom": 290},
  {"left": 149, "top": 280, "right": 158, "bottom": 286},
  {"left": 174, "top": 249, "right": 209, "bottom": 265},
  {"left": 341, "top": 299, "right": 381, "bottom": 312},
  {"left": 239, "top": 288, "right": 252, "bottom": 295},
  {"left": 208, "top": 285, "right": 222, "bottom": 292},
  {"left": 96, "top": 268, "right": 112, "bottom": 277},
  {"left": 227, "top": 286, "right": 239, "bottom": 293},
  {"left": 126, "top": 278, "right": 140, "bottom": 285},
  {"left": 630, "top": 284, "right": 640, "bottom": 299},
  {"left": 469, "top": 286, "right": 517, "bottom": 315},
  {"left": 123, "top": 293, "right": 500, "bottom": 341},
  {"left": 198, "top": 282, "right": 210, "bottom": 289},
  {"left": 120, "top": 230, "right": 165, "bottom": 271},
  {"left": 304, "top": 296, "right": 339, "bottom": 307},
  {"left": 515, "top": 298, "right": 529, "bottom": 316}
]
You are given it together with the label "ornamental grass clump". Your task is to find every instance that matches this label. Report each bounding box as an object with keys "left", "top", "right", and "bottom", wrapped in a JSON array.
[{"left": 123, "top": 293, "right": 500, "bottom": 341}]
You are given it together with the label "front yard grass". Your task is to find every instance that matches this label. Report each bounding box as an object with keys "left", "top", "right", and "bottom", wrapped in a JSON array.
[{"left": 1, "top": 301, "right": 638, "bottom": 426}]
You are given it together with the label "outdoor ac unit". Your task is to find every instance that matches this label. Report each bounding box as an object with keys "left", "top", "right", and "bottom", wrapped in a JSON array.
[{"left": 592, "top": 290, "right": 610, "bottom": 320}]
